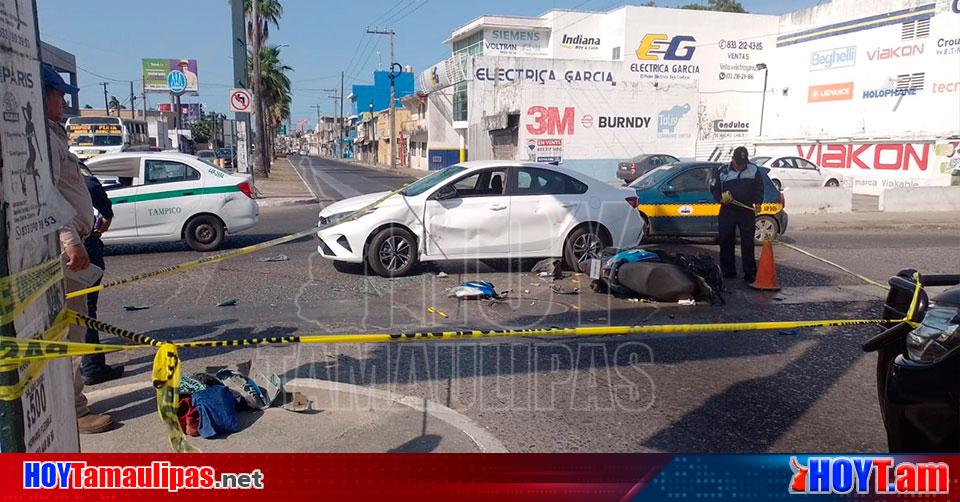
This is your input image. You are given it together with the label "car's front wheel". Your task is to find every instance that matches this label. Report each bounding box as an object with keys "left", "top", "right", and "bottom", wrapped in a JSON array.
[
  {"left": 185, "top": 215, "right": 225, "bottom": 251},
  {"left": 563, "top": 225, "right": 607, "bottom": 271},
  {"left": 365, "top": 227, "right": 418, "bottom": 277}
]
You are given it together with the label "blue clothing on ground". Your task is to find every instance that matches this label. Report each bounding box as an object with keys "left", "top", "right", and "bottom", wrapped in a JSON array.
[{"left": 191, "top": 386, "right": 239, "bottom": 438}]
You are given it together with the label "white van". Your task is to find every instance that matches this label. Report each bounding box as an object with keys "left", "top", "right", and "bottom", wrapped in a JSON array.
[{"left": 85, "top": 152, "right": 259, "bottom": 251}]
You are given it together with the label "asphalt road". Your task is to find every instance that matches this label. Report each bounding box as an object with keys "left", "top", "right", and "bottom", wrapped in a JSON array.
[{"left": 91, "top": 155, "right": 960, "bottom": 453}]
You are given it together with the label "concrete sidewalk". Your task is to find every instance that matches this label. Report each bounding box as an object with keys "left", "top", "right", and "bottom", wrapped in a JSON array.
[
  {"left": 80, "top": 379, "right": 505, "bottom": 453},
  {"left": 251, "top": 157, "right": 319, "bottom": 207}
]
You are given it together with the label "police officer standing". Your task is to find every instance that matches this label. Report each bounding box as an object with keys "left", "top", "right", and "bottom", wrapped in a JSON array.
[{"left": 710, "top": 146, "right": 764, "bottom": 284}]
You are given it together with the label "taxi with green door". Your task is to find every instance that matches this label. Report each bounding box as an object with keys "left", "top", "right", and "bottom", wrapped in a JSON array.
[
  {"left": 85, "top": 152, "right": 259, "bottom": 251},
  {"left": 629, "top": 162, "right": 788, "bottom": 242}
]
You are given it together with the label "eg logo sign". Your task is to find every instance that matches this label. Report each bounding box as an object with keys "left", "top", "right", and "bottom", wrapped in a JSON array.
[{"left": 636, "top": 34, "right": 697, "bottom": 61}]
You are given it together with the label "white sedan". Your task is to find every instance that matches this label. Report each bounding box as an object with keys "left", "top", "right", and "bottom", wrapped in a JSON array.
[
  {"left": 751, "top": 156, "right": 843, "bottom": 190},
  {"left": 85, "top": 152, "right": 259, "bottom": 251},
  {"left": 317, "top": 161, "right": 645, "bottom": 276}
]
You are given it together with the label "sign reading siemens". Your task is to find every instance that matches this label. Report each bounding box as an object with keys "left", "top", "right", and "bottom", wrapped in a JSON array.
[
  {"left": 809, "top": 46, "right": 856, "bottom": 71},
  {"left": 484, "top": 29, "right": 549, "bottom": 57}
]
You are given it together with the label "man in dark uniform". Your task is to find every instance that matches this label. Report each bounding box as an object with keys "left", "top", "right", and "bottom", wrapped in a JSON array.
[
  {"left": 79, "top": 164, "right": 124, "bottom": 385},
  {"left": 710, "top": 146, "right": 764, "bottom": 283}
]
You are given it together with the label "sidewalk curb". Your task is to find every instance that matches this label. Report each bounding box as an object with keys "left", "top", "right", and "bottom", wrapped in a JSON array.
[
  {"left": 256, "top": 197, "right": 319, "bottom": 208},
  {"left": 286, "top": 157, "right": 322, "bottom": 201},
  {"left": 284, "top": 378, "right": 508, "bottom": 453},
  {"left": 82, "top": 378, "right": 507, "bottom": 453}
]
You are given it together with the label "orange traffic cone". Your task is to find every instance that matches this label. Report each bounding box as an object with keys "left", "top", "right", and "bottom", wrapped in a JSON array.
[{"left": 750, "top": 240, "right": 780, "bottom": 291}]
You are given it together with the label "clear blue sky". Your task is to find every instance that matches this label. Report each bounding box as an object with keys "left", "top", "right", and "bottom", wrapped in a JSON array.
[{"left": 39, "top": 0, "right": 819, "bottom": 127}]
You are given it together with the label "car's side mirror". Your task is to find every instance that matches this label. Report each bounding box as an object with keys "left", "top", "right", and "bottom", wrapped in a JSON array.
[{"left": 434, "top": 185, "right": 458, "bottom": 201}]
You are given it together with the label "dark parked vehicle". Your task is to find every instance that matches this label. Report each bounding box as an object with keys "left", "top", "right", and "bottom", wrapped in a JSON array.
[
  {"left": 864, "top": 270, "right": 960, "bottom": 452},
  {"left": 217, "top": 147, "right": 235, "bottom": 169},
  {"left": 617, "top": 154, "right": 679, "bottom": 184}
]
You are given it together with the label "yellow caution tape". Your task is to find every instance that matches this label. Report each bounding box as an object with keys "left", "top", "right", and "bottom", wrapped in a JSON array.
[
  {"left": 66, "top": 310, "right": 163, "bottom": 347},
  {"left": 66, "top": 182, "right": 411, "bottom": 300},
  {"left": 0, "top": 312, "right": 71, "bottom": 401},
  {"left": 151, "top": 343, "right": 198, "bottom": 453},
  {"left": 775, "top": 241, "right": 889, "bottom": 291},
  {"left": 0, "top": 259, "right": 63, "bottom": 325}
]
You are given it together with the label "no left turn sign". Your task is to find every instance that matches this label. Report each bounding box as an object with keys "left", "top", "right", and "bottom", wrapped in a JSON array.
[{"left": 229, "top": 88, "right": 252, "bottom": 113}]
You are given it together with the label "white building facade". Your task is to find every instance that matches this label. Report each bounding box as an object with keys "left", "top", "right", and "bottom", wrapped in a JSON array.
[{"left": 420, "top": 0, "right": 960, "bottom": 194}]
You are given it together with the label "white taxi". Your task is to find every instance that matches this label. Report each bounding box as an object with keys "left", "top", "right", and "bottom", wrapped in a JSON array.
[{"left": 85, "top": 152, "right": 259, "bottom": 251}]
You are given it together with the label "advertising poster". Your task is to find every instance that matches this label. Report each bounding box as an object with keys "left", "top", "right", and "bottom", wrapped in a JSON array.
[
  {"left": 142, "top": 58, "right": 199, "bottom": 93},
  {"left": 0, "top": 0, "right": 79, "bottom": 453}
]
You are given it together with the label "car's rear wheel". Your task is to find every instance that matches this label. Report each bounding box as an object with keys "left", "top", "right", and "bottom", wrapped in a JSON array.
[
  {"left": 185, "top": 215, "right": 225, "bottom": 251},
  {"left": 563, "top": 225, "right": 607, "bottom": 271},
  {"left": 366, "top": 227, "right": 418, "bottom": 277},
  {"left": 754, "top": 215, "right": 779, "bottom": 243},
  {"left": 825, "top": 178, "right": 840, "bottom": 187}
]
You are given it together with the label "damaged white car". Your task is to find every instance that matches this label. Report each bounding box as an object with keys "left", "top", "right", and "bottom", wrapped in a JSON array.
[{"left": 317, "top": 161, "right": 646, "bottom": 277}]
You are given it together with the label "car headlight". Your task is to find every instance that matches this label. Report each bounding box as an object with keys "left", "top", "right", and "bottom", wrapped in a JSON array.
[
  {"left": 906, "top": 306, "right": 960, "bottom": 364},
  {"left": 320, "top": 208, "right": 375, "bottom": 227}
]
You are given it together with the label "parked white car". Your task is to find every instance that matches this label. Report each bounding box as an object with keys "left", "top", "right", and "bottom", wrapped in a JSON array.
[
  {"left": 317, "top": 161, "right": 645, "bottom": 277},
  {"left": 751, "top": 156, "right": 842, "bottom": 190},
  {"left": 85, "top": 152, "right": 259, "bottom": 251}
]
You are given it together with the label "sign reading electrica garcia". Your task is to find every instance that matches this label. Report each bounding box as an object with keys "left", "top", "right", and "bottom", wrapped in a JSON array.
[{"left": 142, "top": 58, "right": 199, "bottom": 93}]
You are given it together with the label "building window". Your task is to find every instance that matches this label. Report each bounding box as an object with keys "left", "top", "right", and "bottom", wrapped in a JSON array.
[
  {"left": 453, "top": 81, "right": 468, "bottom": 122},
  {"left": 612, "top": 46, "right": 621, "bottom": 60},
  {"left": 901, "top": 18, "right": 930, "bottom": 40},
  {"left": 421, "top": 142, "right": 427, "bottom": 157}
]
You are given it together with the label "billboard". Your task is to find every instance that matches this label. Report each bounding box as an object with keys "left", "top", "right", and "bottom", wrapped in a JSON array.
[{"left": 142, "top": 58, "right": 199, "bottom": 93}]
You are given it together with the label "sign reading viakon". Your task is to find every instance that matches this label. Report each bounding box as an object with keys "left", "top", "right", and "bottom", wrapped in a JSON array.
[
  {"left": 631, "top": 34, "right": 699, "bottom": 80},
  {"left": 866, "top": 43, "right": 924, "bottom": 61},
  {"left": 809, "top": 46, "right": 856, "bottom": 71},
  {"left": 484, "top": 29, "right": 549, "bottom": 57}
]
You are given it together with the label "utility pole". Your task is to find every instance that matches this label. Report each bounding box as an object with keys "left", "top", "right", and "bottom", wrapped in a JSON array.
[
  {"left": 100, "top": 82, "right": 109, "bottom": 116},
  {"left": 311, "top": 104, "right": 323, "bottom": 156},
  {"left": 339, "top": 71, "right": 345, "bottom": 159},
  {"left": 367, "top": 27, "right": 396, "bottom": 169},
  {"left": 129, "top": 81, "right": 136, "bottom": 119},
  {"left": 322, "top": 88, "right": 340, "bottom": 157}
]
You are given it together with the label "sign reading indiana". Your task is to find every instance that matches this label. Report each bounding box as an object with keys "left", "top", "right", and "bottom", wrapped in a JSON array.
[{"left": 142, "top": 58, "right": 199, "bottom": 93}]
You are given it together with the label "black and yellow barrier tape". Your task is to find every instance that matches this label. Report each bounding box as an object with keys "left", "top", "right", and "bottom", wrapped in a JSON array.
[{"left": 66, "top": 182, "right": 411, "bottom": 300}]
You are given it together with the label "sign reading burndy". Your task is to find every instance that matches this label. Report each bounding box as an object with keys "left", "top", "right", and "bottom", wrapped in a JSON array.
[{"left": 808, "top": 82, "right": 854, "bottom": 103}]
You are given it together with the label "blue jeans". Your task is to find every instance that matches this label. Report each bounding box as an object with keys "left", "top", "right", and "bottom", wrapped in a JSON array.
[{"left": 80, "top": 235, "right": 108, "bottom": 377}]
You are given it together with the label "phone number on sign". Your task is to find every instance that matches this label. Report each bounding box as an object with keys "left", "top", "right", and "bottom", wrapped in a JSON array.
[{"left": 718, "top": 40, "right": 763, "bottom": 51}]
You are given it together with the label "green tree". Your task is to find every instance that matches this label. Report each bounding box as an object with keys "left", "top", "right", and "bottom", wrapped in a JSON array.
[
  {"left": 191, "top": 116, "right": 212, "bottom": 145},
  {"left": 244, "top": 0, "right": 283, "bottom": 175},
  {"left": 680, "top": 0, "right": 747, "bottom": 12},
  {"left": 249, "top": 44, "right": 292, "bottom": 159}
]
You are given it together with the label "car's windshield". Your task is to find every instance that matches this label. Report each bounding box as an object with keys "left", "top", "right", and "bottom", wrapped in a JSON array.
[
  {"left": 751, "top": 156, "right": 771, "bottom": 166},
  {"left": 629, "top": 166, "right": 675, "bottom": 189},
  {"left": 401, "top": 165, "right": 467, "bottom": 196}
]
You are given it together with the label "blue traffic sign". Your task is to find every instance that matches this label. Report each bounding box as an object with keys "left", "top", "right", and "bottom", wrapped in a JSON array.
[{"left": 167, "top": 70, "right": 187, "bottom": 94}]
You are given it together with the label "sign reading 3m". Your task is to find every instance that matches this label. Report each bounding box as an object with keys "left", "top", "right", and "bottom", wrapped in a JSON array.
[
  {"left": 526, "top": 106, "right": 575, "bottom": 135},
  {"left": 635, "top": 34, "right": 697, "bottom": 61}
]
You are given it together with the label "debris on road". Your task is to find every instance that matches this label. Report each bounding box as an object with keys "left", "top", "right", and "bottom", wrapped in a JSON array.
[
  {"left": 532, "top": 257, "right": 562, "bottom": 279},
  {"left": 550, "top": 285, "right": 580, "bottom": 295},
  {"left": 426, "top": 306, "right": 448, "bottom": 318},
  {"left": 678, "top": 299, "right": 696, "bottom": 306},
  {"left": 217, "top": 299, "right": 239, "bottom": 307},
  {"left": 257, "top": 254, "right": 289, "bottom": 262},
  {"left": 448, "top": 281, "right": 502, "bottom": 300},
  {"left": 437, "top": 271, "right": 449, "bottom": 278},
  {"left": 282, "top": 392, "right": 312, "bottom": 413},
  {"left": 122, "top": 305, "right": 150, "bottom": 311}
]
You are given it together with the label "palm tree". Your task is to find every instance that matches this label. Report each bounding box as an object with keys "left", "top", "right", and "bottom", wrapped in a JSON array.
[
  {"left": 244, "top": 0, "right": 283, "bottom": 175},
  {"left": 249, "top": 44, "right": 292, "bottom": 160}
]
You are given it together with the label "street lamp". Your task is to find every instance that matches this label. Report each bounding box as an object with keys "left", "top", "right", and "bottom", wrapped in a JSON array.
[{"left": 756, "top": 63, "right": 768, "bottom": 137}]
